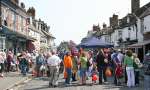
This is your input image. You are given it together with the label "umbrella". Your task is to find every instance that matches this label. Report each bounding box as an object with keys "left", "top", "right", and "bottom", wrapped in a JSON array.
[{"left": 78, "top": 37, "right": 114, "bottom": 48}]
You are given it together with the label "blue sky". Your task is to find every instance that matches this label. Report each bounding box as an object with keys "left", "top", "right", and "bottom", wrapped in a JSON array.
[{"left": 20, "top": 0, "right": 149, "bottom": 45}]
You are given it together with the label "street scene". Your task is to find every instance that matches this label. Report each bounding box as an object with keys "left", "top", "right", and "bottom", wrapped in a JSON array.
[{"left": 0, "top": 0, "right": 150, "bottom": 90}]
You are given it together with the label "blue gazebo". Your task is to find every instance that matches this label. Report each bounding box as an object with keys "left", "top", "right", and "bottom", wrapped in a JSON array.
[{"left": 78, "top": 37, "right": 114, "bottom": 48}]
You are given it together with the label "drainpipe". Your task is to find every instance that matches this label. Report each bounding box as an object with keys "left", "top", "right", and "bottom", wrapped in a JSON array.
[{"left": 143, "top": 45, "right": 145, "bottom": 60}]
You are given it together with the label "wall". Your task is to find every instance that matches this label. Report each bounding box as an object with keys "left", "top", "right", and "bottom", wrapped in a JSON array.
[
  {"left": 143, "top": 15, "right": 150, "bottom": 33},
  {"left": 137, "top": 19, "right": 143, "bottom": 42},
  {"left": 111, "top": 29, "right": 122, "bottom": 46},
  {"left": 128, "top": 25, "right": 137, "bottom": 40},
  {"left": 122, "top": 27, "right": 128, "bottom": 41},
  {"left": 1, "top": 2, "right": 28, "bottom": 35}
]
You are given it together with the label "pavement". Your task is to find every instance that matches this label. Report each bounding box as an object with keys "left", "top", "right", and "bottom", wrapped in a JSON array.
[
  {"left": 17, "top": 75, "right": 144, "bottom": 90},
  {"left": 0, "top": 72, "right": 32, "bottom": 90},
  {"left": 0, "top": 70, "right": 145, "bottom": 90}
]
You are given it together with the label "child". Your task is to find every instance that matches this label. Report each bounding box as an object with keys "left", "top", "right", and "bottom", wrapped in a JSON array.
[{"left": 92, "top": 66, "right": 98, "bottom": 84}]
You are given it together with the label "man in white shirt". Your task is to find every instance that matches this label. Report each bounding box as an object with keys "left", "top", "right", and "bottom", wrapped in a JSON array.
[
  {"left": 117, "top": 49, "right": 124, "bottom": 64},
  {"left": 47, "top": 50, "right": 61, "bottom": 87}
]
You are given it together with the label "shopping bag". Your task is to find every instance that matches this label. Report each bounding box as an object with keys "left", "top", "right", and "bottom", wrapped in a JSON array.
[
  {"left": 115, "top": 66, "right": 123, "bottom": 78},
  {"left": 40, "top": 65, "right": 46, "bottom": 71},
  {"left": 92, "top": 74, "right": 98, "bottom": 81},
  {"left": 105, "top": 67, "right": 112, "bottom": 77},
  {"left": 11, "top": 62, "right": 15, "bottom": 66},
  {"left": 77, "top": 70, "right": 80, "bottom": 80},
  {"left": 64, "top": 71, "right": 67, "bottom": 79}
]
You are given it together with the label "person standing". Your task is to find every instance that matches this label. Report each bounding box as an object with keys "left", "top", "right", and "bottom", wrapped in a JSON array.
[
  {"left": 19, "top": 51, "right": 29, "bottom": 76},
  {"left": 96, "top": 49, "right": 107, "bottom": 84},
  {"left": 6, "top": 51, "right": 14, "bottom": 72},
  {"left": 124, "top": 50, "right": 135, "bottom": 88},
  {"left": 87, "top": 51, "right": 94, "bottom": 78},
  {"left": 112, "top": 49, "right": 124, "bottom": 85},
  {"left": 63, "top": 51, "right": 73, "bottom": 86},
  {"left": 132, "top": 53, "right": 143, "bottom": 86},
  {"left": 143, "top": 50, "right": 150, "bottom": 90},
  {"left": 79, "top": 52, "right": 88, "bottom": 85},
  {"left": 26, "top": 51, "right": 32, "bottom": 72},
  {"left": 0, "top": 52, "right": 5, "bottom": 77},
  {"left": 71, "top": 55, "right": 78, "bottom": 81},
  {"left": 47, "top": 50, "right": 61, "bottom": 87},
  {"left": 36, "top": 53, "right": 45, "bottom": 77}
]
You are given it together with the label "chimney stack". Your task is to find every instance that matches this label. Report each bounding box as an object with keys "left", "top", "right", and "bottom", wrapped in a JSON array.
[
  {"left": 103, "top": 23, "right": 107, "bottom": 28},
  {"left": 131, "top": 0, "right": 140, "bottom": 13},
  {"left": 27, "top": 7, "right": 36, "bottom": 19},
  {"left": 20, "top": 2, "right": 25, "bottom": 9},
  {"left": 93, "top": 24, "right": 100, "bottom": 31},
  {"left": 109, "top": 14, "right": 118, "bottom": 29},
  {"left": 11, "top": 0, "right": 19, "bottom": 5}
]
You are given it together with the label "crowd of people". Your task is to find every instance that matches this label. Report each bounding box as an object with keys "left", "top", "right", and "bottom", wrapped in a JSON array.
[
  {"left": 0, "top": 48, "right": 150, "bottom": 90},
  {"left": 0, "top": 50, "right": 38, "bottom": 77},
  {"left": 61, "top": 48, "right": 150, "bottom": 90}
]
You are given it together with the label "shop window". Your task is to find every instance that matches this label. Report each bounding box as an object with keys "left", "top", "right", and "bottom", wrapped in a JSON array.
[{"left": 0, "top": 38, "right": 5, "bottom": 51}]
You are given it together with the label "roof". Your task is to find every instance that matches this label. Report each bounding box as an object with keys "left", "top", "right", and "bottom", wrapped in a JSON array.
[
  {"left": 28, "top": 25, "right": 43, "bottom": 34},
  {"left": 135, "top": 2, "right": 150, "bottom": 17},
  {"left": 1, "top": 0, "right": 27, "bottom": 16},
  {"left": 41, "top": 30, "right": 56, "bottom": 39},
  {"left": 119, "top": 14, "right": 137, "bottom": 29},
  {"left": 128, "top": 40, "right": 150, "bottom": 48},
  {"left": 140, "top": 7, "right": 150, "bottom": 18}
]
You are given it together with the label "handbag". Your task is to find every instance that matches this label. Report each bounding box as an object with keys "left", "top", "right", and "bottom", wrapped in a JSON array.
[
  {"left": 11, "top": 61, "right": 15, "bottom": 66},
  {"left": 40, "top": 65, "right": 46, "bottom": 71}
]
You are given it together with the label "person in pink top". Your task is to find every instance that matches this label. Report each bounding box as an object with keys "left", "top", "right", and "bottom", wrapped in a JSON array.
[{"left": 6, "top": 51, "right": 14, "bottom": 72}]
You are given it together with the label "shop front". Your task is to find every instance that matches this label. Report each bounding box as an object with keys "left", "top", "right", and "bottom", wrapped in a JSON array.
[
  {"left": 128, "top": 40, "right": 150, "bottom": 62},
  {"left": 0, "top": 25, "right": 36, "bottom": 54}
]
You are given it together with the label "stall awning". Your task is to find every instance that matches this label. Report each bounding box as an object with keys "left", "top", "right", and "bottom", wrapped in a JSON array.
[{"left": 128, "top": 40, "right": 150, "bottom": 48}]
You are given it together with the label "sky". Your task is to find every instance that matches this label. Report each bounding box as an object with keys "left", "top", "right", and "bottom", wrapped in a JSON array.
[{"left": 20, "top": 0, "right": 149, "bottom": 45}]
